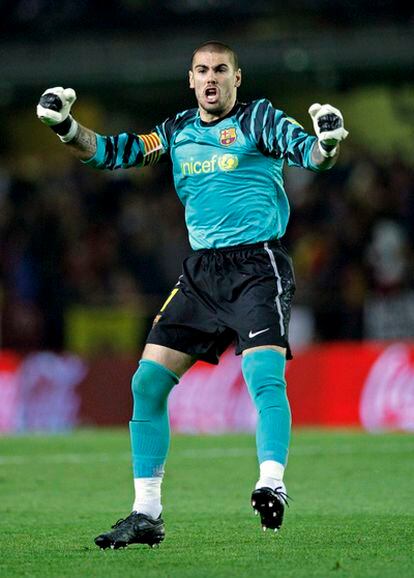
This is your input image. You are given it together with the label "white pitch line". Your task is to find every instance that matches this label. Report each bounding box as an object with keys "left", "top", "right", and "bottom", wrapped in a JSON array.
[{"left": 0, "top": 442, "right": 412, "bottom": 466}]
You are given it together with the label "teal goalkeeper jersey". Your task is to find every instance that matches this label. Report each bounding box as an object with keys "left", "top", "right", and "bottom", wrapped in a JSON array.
[{"left": 84, "top": 99, "right": 321, "bottom": 250}]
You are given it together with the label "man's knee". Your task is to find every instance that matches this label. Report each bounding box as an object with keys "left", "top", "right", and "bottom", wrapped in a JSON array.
[
  {"left": 131, "top": 360, "right": 179, "bottom": 417},
  {"left": 242, "top": 348, "right": 287, "bottom": 405},
  {"left": 142, "top": 343, "right": 195, "bottom": 377}
]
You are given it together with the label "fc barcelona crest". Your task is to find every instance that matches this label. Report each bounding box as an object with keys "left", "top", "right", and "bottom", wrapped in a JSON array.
[{"left": 220, "top": 127, "right": 237, "bottom": 146}]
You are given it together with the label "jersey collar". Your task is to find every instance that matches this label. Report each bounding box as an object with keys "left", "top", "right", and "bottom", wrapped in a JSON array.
[{"left": 198, "top": 102, "right": 241, "bottom": 127}]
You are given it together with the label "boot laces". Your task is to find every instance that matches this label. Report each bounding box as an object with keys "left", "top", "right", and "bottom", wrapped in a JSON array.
[
  {"left": 275, "top": 485, "right": 291, "bottom": 507},
  {"left": 111, "top": 513, "right": 136, "bottom": 529}
]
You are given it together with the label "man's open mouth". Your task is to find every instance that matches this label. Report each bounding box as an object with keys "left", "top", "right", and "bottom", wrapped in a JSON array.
[{"left": 205, "top": 86, "right": 219, "bottom": 103}]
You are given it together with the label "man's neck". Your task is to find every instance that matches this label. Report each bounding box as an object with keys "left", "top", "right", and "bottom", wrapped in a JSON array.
[{"left": 199, "top": 100, "right": 237, "bottom": 123}]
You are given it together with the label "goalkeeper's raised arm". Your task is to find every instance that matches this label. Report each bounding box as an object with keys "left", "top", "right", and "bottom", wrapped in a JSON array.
[
  {"left": 37, "top": 86, "right": 165, "bottom": 169},
  {"left": 36, "top": 87, "right": 97, "bottom": 161}
]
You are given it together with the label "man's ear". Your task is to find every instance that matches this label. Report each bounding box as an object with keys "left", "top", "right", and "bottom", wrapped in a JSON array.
[
  {"left": 189, "top": 70, "right": 194, "bottom": 89},
  {"left": 235, "top": 69, "right": 242, "bottom": 88}
]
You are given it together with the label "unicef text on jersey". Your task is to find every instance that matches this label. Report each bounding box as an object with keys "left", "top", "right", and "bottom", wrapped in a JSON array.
[{"left": 181, "top": 153, "right": 239, "bottom": 175}]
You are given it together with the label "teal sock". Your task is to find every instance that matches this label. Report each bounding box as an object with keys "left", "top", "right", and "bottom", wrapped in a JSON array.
[
  {"left": 242, "top": 349, "right": 291, "bottom": 466},
  {"left": 129, "top": 359, "right": 179, "bottom": 478}
]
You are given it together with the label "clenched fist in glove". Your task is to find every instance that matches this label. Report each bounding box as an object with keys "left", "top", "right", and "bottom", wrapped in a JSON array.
[
  {"left": 36, "top": 87, "right": 78, "bottom": 142},
  {"left": 308, "top": 103, "right": 349, "bottom": 158}
]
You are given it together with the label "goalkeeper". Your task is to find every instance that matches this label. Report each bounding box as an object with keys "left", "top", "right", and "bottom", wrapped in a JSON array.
[{"left": 37, "top": 41, "right": 348, "bottom": 549}]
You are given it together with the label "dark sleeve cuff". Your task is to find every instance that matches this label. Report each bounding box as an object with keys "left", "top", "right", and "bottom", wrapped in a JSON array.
[{"left": 50, "top": 116, "right": 73, "bottom": 136}]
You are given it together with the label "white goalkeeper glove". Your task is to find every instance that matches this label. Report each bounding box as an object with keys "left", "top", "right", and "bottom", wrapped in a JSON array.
[
  {"left": 36, "top": 87, "right": 78, "bottom": 143},
  {"left": 308, "top": 103, "right": 349, "bottom": 158}
]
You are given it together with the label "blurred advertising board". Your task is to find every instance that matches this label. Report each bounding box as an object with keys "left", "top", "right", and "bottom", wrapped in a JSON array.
[
  {"left": 0, "top": 352, "right": 21, "bottom": 433},
  {"left": 16, "top": 353, "right": 86, "bottom": 432},
  {"left": 287, "top": 342, "right": 414, "bottom": 431},
  {"left": 0, "top": 343, "right": 413, "bottom": 433},
  {"left": 78, "top": 342, "right": 414, "bottom": 432},
  {"left": 0, "top": 352, "right": 86, "bottom": 433}
]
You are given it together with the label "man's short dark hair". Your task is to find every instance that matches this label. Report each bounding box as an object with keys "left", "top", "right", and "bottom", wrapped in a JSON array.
[{"left": 191, "top": 41, "right": 239, "bottom": 70}]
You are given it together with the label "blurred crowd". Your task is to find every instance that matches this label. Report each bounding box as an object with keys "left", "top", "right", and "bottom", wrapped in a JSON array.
[
  {"left": 1, "top": 138, "right": 413, "bottom": 353},
  {"left": 285, "top": 148, "right": 414, "bottom": 342}
]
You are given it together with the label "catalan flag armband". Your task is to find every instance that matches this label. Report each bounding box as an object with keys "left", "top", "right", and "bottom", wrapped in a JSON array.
[{"left": 139, "top": 132, "right": 164, "bottom": 166}]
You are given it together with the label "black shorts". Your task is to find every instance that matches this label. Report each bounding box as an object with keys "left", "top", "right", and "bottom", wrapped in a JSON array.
[{"left": 147, "top": 239, "right": 296, "bottom": 364}]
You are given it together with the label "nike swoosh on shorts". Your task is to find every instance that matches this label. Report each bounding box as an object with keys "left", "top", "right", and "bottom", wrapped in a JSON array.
[{"left": 248, "top": 328, "right": 270, "bottom": 338}]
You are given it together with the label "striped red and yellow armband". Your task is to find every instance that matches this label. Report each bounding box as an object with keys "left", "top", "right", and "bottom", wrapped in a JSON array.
[{"left": 138, "top": 132, "right": 164, "bottom": 166}]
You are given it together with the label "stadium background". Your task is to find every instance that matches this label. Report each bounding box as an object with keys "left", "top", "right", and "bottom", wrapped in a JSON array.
[{"left": 0, "top": 1, "right": 414, "bottom": 431}]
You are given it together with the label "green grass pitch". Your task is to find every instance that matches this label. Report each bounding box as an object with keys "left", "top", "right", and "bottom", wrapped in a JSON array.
[{"left": 0, "top": 429, "right": 413, "bottom": 578}]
